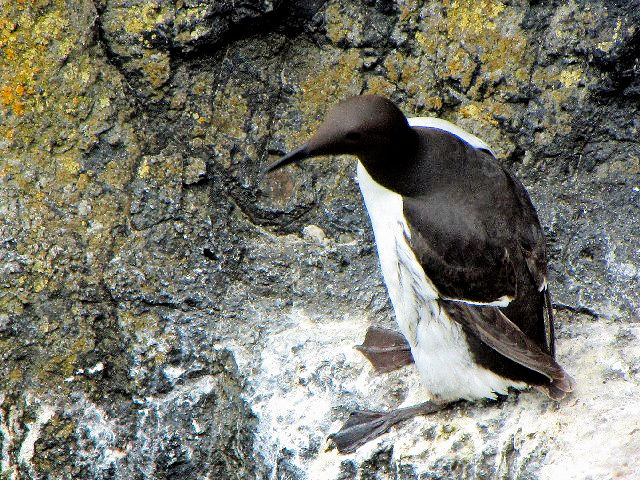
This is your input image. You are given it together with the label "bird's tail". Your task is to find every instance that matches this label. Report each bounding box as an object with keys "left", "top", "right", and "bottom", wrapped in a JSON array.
[
  {"left": 536, "top": 370, "right": 576, "bottom": 400},
  {"left": 544, "top": 288, "right": 556, "bottom": 358}
]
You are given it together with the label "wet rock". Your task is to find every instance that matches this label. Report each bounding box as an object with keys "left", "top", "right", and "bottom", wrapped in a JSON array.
[{"left": 2, "top": 0, "right": 640, "bottom": 479}]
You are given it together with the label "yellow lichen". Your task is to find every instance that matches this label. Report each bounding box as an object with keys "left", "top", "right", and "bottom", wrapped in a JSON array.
[
  {"left": 12, "top": 100, "right": 24, "bottom": 115},
  {"left": 76, "top": 173, "right": 90, "bottom": 191},
  {"left": 597, "top": 18, "right": 622, "bottom": 52},
  {"left": 33, "top": 276, "right": 49, "bottom": 293},
  {"left": 458, "top": 102, "right": 500, "bottom": 127},
  {"left": 532, "top": 65, "right": 585, "bottom": 93},
  {"left": 418, "top": 0, "right": 533, "bottom": 100},
  {"left": 444, "top": 0, "right": 506, "bottom": 38},
  {"left": 104, "top": 159, "right": 135, "bottom": 190},
  {"left": 123, "top": 3, "right": 172, "bottom": 35},
  {"left": 446, "top": 47, "right": 476, "bottom": 90},
  {"left": 559, "top": 68, "right": 582, "bottom": 88},
  {"left": 138, "top": 158, "right": 151, "bottom": 178},
  {"left": 299, "top": 48, "right": 363, "bottom": 115},
  {"left": 325, "top": 2, "right": 363, "bottom": 45},
  {"left": 415, "top": 31, "right": 428, "bottom": 48},
  {"left": 207, "top": 89, "right": 249, "bottom": 169},
  {"left": 460, "top": 103, "right": 481, "bottom": 118},
  {"left": 401, "top": 61, "right": 420, "bottom": 84},
  {"left": 8, "top": 368, "right": 22, "bottom": 382},
  {"left": 44, "top": 353, "right": 77, "bottom": 378},
  {"left": 426, "top": 96, "right": 443, "bottom": 110},
  {"left": 480, "top": 34, "right": 527, "bottom": 75},
  {"left": 384, "top": 55, "right": 401, "bottom": 83},
  {"left": 61, "top": 155, "right": 80, "bottom": 175},
  {"left": 139, "top": 51, "right": 171, "bottom": 89},
  {"left": 365, "top": 76, "right": 397, "bottom": 97},
  {"left": 0, "top": 3, "right": 66, "bottom": 118},
  {"left": 5, "top": 46, "right": 16, "bottom": 60},
  {"left": 1, "top": 85, "right": 12, "bottom": 104}
]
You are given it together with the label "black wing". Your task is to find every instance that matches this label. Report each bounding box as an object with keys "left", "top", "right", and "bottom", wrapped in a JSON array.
[{"left": 403, "top": 193, "right": 518, "bottom": 305}]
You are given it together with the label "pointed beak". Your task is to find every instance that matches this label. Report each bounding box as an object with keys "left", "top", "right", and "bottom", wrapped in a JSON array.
[{"left": 263, "top": 143, "right": 310, "bottom": 176}]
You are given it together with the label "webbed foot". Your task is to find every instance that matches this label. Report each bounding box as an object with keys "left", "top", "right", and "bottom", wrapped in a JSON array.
[
  {"left": 328, "top": 401, "right": 449, "bottom": 454},
  {"left": 355, "top": 326, "right": 414, "bottom": 373}
]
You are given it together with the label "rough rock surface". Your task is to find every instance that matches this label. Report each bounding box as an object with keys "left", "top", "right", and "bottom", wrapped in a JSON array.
[{"left": 1, "top": 0, "right": 639, "bottom": 479}]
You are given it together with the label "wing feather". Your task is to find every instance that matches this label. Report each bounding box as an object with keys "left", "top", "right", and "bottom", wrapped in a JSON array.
[{"left": 440, "top": 300, "right": 573, "bottom": 393}]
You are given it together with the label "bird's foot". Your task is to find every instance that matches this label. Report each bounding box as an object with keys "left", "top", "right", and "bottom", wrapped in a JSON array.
[
  {"left": 355, "top": 326, "right": 414, "bottom": 373},
  {"left": 328, "top": 400, "right": 448, "bottom": 454}
]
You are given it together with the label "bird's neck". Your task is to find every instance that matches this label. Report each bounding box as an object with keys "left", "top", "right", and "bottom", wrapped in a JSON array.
[{"left": 357, "top": 128, "right": 421, "bottom": 196}]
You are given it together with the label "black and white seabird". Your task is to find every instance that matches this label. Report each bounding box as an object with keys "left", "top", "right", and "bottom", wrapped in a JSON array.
[{"left": 265, "top": 95, "right": 574, "bottom": 453}]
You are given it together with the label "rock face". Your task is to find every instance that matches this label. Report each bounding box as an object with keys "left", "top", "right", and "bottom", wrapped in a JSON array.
[{"left": 1, "top": 0, "right": 639, "bottom": 478}]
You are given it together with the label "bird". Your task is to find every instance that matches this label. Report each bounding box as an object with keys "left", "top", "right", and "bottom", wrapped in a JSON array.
[{"left": 264, "top": 95, "right": 574, "bottom": 454}]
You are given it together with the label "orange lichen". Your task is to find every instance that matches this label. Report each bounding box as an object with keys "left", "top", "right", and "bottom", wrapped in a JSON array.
[
  {"left": 12, "top": 100, "right": 24, "bottom": 115},
  {"left": 1, "top": 85, "right": 12, "bottom": 104}
]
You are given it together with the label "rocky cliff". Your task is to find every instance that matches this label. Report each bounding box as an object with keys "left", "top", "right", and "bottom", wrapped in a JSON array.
[{"left": 1, "top": 0, "right": 639, "bottom": 478}]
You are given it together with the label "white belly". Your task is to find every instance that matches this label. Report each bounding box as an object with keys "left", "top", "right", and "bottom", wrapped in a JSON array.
[{"left": 356, "top": 161, "right": 525, "bottom": 401}]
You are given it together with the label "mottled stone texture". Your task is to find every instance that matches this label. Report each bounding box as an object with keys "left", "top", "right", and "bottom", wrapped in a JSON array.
[{"left": 1, "top": 0, "right": 639, "bottom": 479}]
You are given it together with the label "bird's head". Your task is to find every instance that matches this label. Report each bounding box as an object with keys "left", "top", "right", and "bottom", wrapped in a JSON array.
[{"left": 264, "top": 95, "right": 415, "bottom": 174}]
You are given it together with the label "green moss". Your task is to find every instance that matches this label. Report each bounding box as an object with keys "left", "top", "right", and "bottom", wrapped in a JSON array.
[{"left": 439, "top": 422, "right": 458, "bottom": 440}]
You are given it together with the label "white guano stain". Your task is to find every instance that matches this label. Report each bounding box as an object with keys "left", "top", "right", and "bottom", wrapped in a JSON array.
[{"left": 0, "top": 396, "right": 56, "bottom": 479}]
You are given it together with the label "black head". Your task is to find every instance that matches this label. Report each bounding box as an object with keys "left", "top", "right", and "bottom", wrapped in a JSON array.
[{"left": 264, "top": 95, "right": 415, "bottom": 174}]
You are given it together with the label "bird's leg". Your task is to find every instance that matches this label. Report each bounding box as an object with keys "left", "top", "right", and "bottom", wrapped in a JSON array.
[
  {"left": 355, "top": 326, "right": 414, "bottom": 373},
  {"left": 329, "top": 400, "right": 455, "bottom": 454},
  {"left": 330, "top": 327, "right": 446, "bottom": 453}
]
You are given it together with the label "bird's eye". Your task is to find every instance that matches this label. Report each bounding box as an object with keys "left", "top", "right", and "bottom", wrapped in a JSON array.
[{"left": 345, "top": 131, "right": 361, "bottom": 142}]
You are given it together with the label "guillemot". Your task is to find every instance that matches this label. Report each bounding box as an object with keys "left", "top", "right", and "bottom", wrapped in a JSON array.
[{"left": 265, "top": 95, "right": 574, "bottom": 453}]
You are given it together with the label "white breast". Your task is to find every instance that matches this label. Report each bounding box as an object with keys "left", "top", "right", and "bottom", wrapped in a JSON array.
[{"left": 355, "top": 120, "right": 525, "bottom": 401}]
